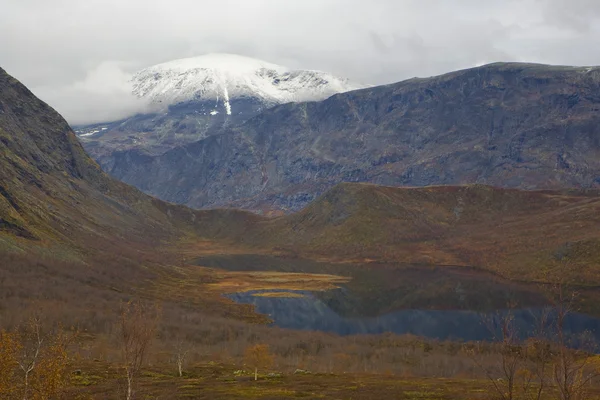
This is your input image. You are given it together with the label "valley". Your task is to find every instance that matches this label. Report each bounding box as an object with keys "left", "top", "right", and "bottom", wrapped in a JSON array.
[{"left": 2, "top": 60, "right": 600, "bottom": 399}]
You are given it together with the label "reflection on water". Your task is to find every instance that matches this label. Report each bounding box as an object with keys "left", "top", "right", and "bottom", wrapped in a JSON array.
[
  {"left": 198, "top": 254, "right": 600, "bottom": 344},
  {"left": 194, "top": 255, "right": 549, "bottom": 315},
  {"left": 228, "top": 289, "right": 600, "bottom": 343}
]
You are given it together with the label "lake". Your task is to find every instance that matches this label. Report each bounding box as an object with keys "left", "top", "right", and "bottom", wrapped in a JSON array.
[
  {"left": 228, "top": 289, "right": 600, "bottom": 345},
  {"left": 195, "top": 254, "right": 600, "bottom": 345}
]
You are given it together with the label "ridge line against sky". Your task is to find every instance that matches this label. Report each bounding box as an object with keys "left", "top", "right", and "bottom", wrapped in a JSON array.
[{"left": 2, "top": 0, "right": 600, "bottom": 124}]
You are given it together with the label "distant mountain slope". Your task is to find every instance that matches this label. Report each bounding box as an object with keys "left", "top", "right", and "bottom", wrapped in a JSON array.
[
  {"left": 76, "top": 54, "right": 365, "bottom": 165},
  {"left": 0, "top": 66, "right": 255, "bottom": 255},
  {"left": 238, "top": 182, "right": 600, "bottom": 286},
  {"left": 105, "top": 62, "right": 600, "bottom": 212}
]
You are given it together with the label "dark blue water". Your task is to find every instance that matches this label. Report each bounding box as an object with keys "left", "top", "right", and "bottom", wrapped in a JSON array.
[{"left": 228, "top": 289, "right": 600, "bottom": 344}]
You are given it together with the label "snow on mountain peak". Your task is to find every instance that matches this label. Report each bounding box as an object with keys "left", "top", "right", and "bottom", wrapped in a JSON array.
[
  {"left": 146, "top": 53, "right": 287, "bottom": 74},
  {"left": 131, "top": 53, "right": 367, "bottom": 114}
]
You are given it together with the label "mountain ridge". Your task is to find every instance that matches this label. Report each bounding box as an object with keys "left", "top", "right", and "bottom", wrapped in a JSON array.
[
  {"left": 76, "top": 53, "right": 365, "bottom": 164},
  {"left": 242, "top": 181, "right": 600, "bottom": 286},
  {"left": 104, "top": 61, "right": 600, "bottom": 212}
]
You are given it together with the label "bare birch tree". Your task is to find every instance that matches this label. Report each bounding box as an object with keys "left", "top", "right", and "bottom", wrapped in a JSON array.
[
  {"left": 173, "top": 338, "right": 189, "bottom": 377},
  {"left": 546, "top": 244, "right": 599, "bottom": 400},
  {"left": 477, "top": 309, "right": 523, "bottom": 400},
  {"left": 16, "top": 317, "right": 44, "bottom": 400},
  {"left": 520, "top": 308, "right": 552, "bottom": 400},
  {"left": 119, "top": 300, "right": 161, "bottom": 400}
]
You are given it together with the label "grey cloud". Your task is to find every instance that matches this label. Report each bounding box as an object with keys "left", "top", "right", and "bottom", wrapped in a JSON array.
[
  {"left": 541, "top": 0, "right": 600, "bottom": 32},
  {"left": 33, "top": 62, "right": 154, "bottom": 125},
  {"left": 2, "top": 0, "right": 600, "bottom": 124}
]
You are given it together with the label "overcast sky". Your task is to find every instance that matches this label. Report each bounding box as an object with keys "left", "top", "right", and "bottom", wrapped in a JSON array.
[{"left": 2, "top": 0, "right": 600, "bottom": 125}]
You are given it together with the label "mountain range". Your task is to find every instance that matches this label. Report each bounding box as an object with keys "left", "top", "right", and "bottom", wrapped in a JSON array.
[
  {"left": 2, "top": 64, "right": 600, "bottom": 318},
  {"left": 94, "top": 61, "right": 600, "bottom": 212},
  {"left": 5, "top": 53, "right": 600, "bottom": 397},
  {"left": 76, "top": 54, "right": 365, "bottom": 165}
]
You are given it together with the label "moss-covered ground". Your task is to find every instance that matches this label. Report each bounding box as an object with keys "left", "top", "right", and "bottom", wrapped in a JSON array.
[{"left": 70, "top": 360, "right": 597, "bottom": 400}]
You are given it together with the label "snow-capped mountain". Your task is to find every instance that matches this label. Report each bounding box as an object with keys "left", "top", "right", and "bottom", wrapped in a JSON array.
[
  {"left": 76, "top": 53, "right": 367, "bottom": 170},
  {"left": 130, "top": 53, "right": 366, "bottom": 115}
]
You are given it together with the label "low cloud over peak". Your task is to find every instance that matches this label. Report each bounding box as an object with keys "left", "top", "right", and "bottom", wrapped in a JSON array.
[{"left": 3, "top": 0, "right": 600, "bottom": 124}]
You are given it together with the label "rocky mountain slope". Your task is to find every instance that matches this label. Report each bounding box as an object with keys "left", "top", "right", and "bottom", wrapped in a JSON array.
[
  {"left": 104, "top": 62, "right": 600, "bottom": 212},
  {"left": 76, "top": 54, "right": 365, "bottom": 164},
  {"left": 0, "top": 66, "right": 255, "bottom": 256}
]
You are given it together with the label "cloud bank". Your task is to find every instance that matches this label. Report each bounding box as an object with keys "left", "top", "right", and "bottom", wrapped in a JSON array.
[{"left": 2, "top": 0, "right": 600, "bottom": 124}]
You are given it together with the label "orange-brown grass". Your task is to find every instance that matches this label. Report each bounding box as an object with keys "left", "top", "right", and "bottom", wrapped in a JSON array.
[
  {"left": 64, "top": 360, "right": 600, "bottom": 400},
  {"left": 64, "top": 360, "right": 492, "bottom": 399},
  {"left": 139, "top": 265, "right": 349, "bottom": 324},
  {"left": 251, "top": 292, "right": 305, "bottom": 298},
  {"left": 203, "top": 270, "right": 349, "bottom": 294}
]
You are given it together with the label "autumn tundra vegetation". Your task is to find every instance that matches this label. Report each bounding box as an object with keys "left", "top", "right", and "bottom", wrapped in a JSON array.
[
  {"left": 2, "top": 250, "right": 600, "bottom": 399},
  {"left": 4, "top": 65, "right": 600, "bottom": 400}
]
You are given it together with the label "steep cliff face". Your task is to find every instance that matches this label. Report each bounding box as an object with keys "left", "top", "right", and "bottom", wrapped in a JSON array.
[{"left": 105, "top": 62, "right": 600, "bottom": 212}]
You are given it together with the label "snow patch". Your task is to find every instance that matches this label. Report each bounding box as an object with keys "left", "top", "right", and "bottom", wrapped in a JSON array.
[
  {"left": 77, "top": 127, "right": 108, "bottom": 137},
  {"left": 130, "top": 53, "right": 368, "bottom": 109},
  {"left": 222, "top": 85, "right": 232, "bottom": 115},
  {"left": 210, "top": 110, "right": 219, "bottom": 115},
  {"left": 79, "top": 130, "right": 100, "bottom": 137}
]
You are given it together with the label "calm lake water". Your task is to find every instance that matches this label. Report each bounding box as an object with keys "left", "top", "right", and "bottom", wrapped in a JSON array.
[
  {"left": 228, "top": 289, "right": 600, "bottom": 344},
  {"left": 195, "top": 254, "right": 600, "bottom": 345}
]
